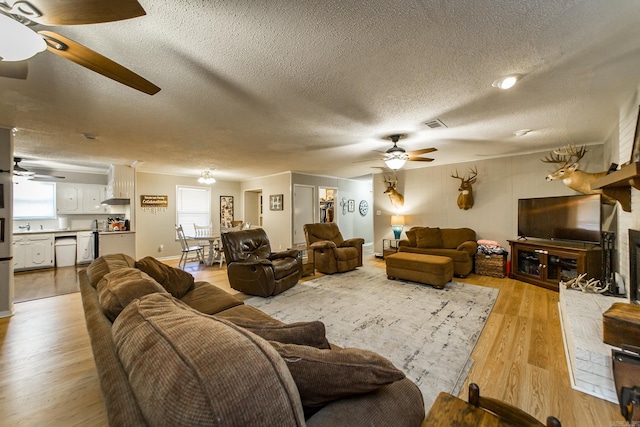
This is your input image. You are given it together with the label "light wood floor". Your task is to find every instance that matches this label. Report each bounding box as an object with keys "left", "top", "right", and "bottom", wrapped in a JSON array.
[{"left": 0, "top": 256, "right": 621, "bottom": 426}]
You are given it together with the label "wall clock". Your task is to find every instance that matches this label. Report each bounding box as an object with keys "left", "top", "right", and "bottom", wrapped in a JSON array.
[{"left": 358, "top": 200, "right": 369, "bottom": 216}]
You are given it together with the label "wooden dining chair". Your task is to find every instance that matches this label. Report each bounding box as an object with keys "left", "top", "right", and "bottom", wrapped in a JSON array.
[
  {"left": 176, "top": 225, "right": 204, "bottom": 269},
  {"left": 193, "top": 223, "right": 213, "bottom": 255},
  {"left": 468, "top": 383, "right": 561, "bottom": 427}
]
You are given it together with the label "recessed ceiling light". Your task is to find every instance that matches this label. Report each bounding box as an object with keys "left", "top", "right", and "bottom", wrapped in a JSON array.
[
  {"left": 514, "top": 129, "right": 532, "bottom": 137},
  {"left": 492, "top": 74, "right": 520, "bottom": 90}
]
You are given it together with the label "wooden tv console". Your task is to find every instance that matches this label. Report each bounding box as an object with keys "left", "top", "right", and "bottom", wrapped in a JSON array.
[{"left": 508, "top": 239, "right": 602, "bottom": 291}]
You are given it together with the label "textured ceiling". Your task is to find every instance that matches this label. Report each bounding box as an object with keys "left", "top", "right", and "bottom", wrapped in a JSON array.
[{"left": 2, "top": 0, "right": 640, "bottom": 180}]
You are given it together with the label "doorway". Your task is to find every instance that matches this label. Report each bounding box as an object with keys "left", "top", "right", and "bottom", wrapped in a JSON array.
[
  {"left": 243, "top": 189, "right": 262, "bottom": 227},
  {"left": 319, "top": 187, "right": 337, "bottom": 224}
]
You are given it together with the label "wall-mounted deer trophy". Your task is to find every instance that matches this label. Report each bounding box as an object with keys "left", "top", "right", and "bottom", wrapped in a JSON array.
[
  {"left": 541, "top": 144, "right": 616, "bottom": 205},
  {"left": 383, "top": 175, "right": 404, "bottom": 210},
  {"left": 451, "top": 166, "right": 478, "bottom": 210}
]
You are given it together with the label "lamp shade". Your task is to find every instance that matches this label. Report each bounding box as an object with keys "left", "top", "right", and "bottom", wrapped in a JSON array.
[
  {"left": 390, "top": 215, "right": 405, "bottom": 226},
  {"left": 385, "top": 156, "right": 406, "bottom": 170},
  {"left": 0, "top": 14, "right": 46, "bottom": 61}
]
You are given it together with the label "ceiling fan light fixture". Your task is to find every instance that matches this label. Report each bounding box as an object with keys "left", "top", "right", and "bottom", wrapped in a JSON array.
[
  {"left": 0, "top": 14, "right": 46, "bottom": 61},
  {"left": 492, "top": 74, "right": 520, "bottom": 90},
  {"left": 385, "top": 156, "right": 407, "bottom": 170},
  {"left": 197, "top": 169, "right": 216, "bottom": 185},
  {"left": 514, "top": 129, "right": 532, "bottom": 137}
]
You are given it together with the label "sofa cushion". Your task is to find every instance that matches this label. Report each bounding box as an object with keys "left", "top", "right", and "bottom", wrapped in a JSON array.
[
  {"left": 86, "top": 254, "right": 136, "bottom": 288},
  {"left": 221, "top": 317, "right": 331, "bottom": 349},
  {"left": 405, "top": 229, "right": 418, "bottom": 247},
  {"left": 179, "top": 281, "right": 244, "bottom": 315},
  {"left": 135, "top": 256, "right": 194, "bottom": 298},
  {"left": 415, "top": 227, "right": 444, "bottom": 248},
  {"left": 112, "top": 293, "right": 306, "bottom": 426},
  {"left": 97, "top": 268, "right": 167, "bottom": 322},
  {"left": 268, "top": 341, "right": 405, "bottom": 408},
  {"left": 441, "top": 227, "right": 476, "bottom": 249}
]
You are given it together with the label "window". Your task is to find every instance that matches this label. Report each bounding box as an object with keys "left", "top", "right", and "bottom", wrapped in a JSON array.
[
  {"left": 176, "top": 185, "right": 211, "bottom": 237},
  {"left": 13, "top": 180, "right": 56, "bottom": 219}
]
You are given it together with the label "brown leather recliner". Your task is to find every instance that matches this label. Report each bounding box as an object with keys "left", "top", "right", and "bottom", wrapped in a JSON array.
[
  {"left": 221, "top": 228, "right": 302, "bottom": 297},
  {"left": 303, "top": 223, "right": 365, "bottom": 274}
]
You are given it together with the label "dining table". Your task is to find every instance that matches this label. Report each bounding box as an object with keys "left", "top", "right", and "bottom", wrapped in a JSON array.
[{"left": 187, "top": 234, "right": 224, "bottom": 267}]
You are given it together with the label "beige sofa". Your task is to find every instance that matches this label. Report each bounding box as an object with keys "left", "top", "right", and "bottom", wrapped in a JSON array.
[
  {"left": 80, "top": 254, "right": 425, "bottom": 426},
  {"left": 398, "top": 227, "right": 477, "bottom": 277}
]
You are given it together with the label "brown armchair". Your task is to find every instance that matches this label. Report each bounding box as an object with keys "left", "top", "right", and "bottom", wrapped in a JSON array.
[
  {"left": 303, "top": 223, "right": 365, "bottom": 274},
  {"left": 221, "top": 228, "right": 302, "bottom": 297}
]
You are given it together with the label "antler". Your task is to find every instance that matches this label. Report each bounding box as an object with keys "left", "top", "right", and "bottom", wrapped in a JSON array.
[
  {"left": 467, "top": 166, "right": 478, "bottom": 183},
  {"left": 541, "top": 144, "right": 586, "bottom": 166},
  {"left": 383, "top": 175, "right": 397, "bottom": 186},
  {"left": 451, "top": 169, "right": 463, "bottom": 181}
]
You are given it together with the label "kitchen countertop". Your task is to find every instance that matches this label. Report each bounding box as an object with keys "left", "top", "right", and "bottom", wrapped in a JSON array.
[{"left": 13, "top": 228, "right": 94, "bottom": 235}]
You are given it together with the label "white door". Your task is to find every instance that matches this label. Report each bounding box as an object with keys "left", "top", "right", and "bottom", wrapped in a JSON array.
[
  {"left": 293, "top": 185, "right": 314, "bottom": 246},
  {"left": 76, "top": 232, "right": 95, "bottom": 263}
]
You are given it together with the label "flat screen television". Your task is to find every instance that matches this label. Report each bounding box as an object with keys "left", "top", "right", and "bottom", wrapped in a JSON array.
[{"left": 517, "top": 194, "right": 602, "bottom": 244}]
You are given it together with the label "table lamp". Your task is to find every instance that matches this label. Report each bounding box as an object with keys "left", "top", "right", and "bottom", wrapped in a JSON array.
[{"left": 391, "top": 215, "right": 405, "bottom": 239}]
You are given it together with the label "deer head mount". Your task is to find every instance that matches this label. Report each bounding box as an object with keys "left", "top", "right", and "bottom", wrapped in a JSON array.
[
  {"left": 383, "top": 175, "right": 404, "bottom": 210},
  {"left": 541, "top": 144, "right": 615, "bottom": 205},
  {"left": 451, "top": 166, "right": 477, "bottom": 210}
]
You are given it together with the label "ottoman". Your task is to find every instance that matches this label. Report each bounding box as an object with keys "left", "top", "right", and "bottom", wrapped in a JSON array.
[{"left": 385, "top": 252, "right": 453, "bottom": 289}]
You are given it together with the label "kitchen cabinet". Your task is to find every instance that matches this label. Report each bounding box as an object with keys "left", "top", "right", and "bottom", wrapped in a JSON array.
[
  {"left": 76, "top": 232, "right": 95, "bottom": 264},
  {"left": 57, "top": 183, "right": 108, "bottom": 214},
  {"left": 98, "top": 232, "right": 135, "bottom": 259},
  {"left": 13, "top": 233, "right": 55, "bottom": 271},
  {"left": 509, "top": 239, "right": 602, "bottom": 291}
]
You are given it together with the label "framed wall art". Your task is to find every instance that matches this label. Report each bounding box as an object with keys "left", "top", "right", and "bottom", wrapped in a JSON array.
[
  {"left": 348, "top": 199, "right": 355, "bottom": 212},
  {"left": 220, "top": 196, "right": 234, "bottom": 227},
  {"left": 0, "top": 184, "right": 3, "bottom": 209},
  {"left": 0, "top": 218, "right": 4, "bottom": 243},
  {"left": 270, "top": 194, "right": 283, "bottom": 211}
]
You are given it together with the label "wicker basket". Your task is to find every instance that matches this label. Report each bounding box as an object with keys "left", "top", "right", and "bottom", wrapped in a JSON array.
[{"left": 475, "top": 253, "right": 506, "bottom": 278}]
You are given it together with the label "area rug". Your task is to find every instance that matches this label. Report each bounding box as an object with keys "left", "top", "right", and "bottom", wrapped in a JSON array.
[{"left": 245, "top": 266, "right": 499, "bottom": 410}]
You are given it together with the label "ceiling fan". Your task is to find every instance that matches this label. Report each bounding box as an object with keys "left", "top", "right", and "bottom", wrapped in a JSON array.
[
  {"left": 379, "top": 134, "right": 437, "bottom": 170},
  {"left": 0, "top": 0, "right": 160, "bottom": 95},
  {"left": 13, "top": 157, "right": 65, "bottom": 180}
]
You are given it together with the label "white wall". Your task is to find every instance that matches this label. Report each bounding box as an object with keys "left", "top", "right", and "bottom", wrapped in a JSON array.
[
  {"left": 0, "top": 127, "right": 14, "bottom": 317},
  {"left": 614, "top": 88, "right": 640, "bottom": 298},
  {"left": 373, "top": 146, "right": 607, "bottom": 253},
  {"left": 136, "top": 172, "right": 241, "bottom": 259}
]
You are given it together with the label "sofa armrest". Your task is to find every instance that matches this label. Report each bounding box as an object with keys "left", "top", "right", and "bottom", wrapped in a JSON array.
[
  {"left": 457, "top": 241, "right": 478, "bottom": 256},
  {"left": 310, "top": 240, "right": 337, "bottom": 250},
  {"left": 397, "top": 239, "right": 411, "bottom": 248},
  {"left": 270, "top": 249, "right": 300, "bottom": 260},
  {"left": 341, "top": 238, "right": 365, "bottom": 248}
]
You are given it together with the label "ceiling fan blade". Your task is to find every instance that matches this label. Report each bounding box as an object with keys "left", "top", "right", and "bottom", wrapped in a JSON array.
[
  {"left": 0, "top": 61, "right": 28, "bottom": 79},
  {"left": 407, "top": 157, "right": 434, "bottom": 162},
  {"left": 38, "top": 31, "right": 160, "bottom": 95},
  {"left": 408, "top": 147, "right": 437, "bottom": 156},
  {"left": 13, "top": 0, "right": 145, "bottom": 25}
]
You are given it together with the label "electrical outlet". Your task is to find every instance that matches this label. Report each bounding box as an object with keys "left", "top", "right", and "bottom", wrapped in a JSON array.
[{"left": 158, "top": 244, "right": 164, "bottom": 252}]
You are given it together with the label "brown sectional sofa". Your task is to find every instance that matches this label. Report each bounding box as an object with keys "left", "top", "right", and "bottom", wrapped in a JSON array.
[
  {"left": 398, "top": 227, "right": 477, "bottom": 277},
  {"left": 80, "top": 254, "right": 425, "bottom": 426}
]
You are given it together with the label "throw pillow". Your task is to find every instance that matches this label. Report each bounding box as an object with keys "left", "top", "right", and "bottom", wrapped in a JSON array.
[
  {"left": 86, "top": 253, "right": 136, "bottom": 288},
  {"left": 220, "top": 317, "right": 331, "bottom": 349},
  {"left": 415, "top": 227, "right": 444, "bottom": 249},
  {"left": 97, "top": 268, "right": 168, "bottom": 321},
  {"left": 135, "top": 256, "right": 195, "bottom": 298},
  {"left": 405, "top": 229, "right": 417, "bottom": 247},
  {"left": 112, "top": 293, "right": 306, "bottom": 426},
  {"left": 268, "top": 341, "right": 405, "bottom": 408}
]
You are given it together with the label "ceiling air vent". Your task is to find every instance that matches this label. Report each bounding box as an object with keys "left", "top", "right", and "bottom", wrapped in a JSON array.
[{"left": 424, "top": 118, "right": 447, "bottom": 129}]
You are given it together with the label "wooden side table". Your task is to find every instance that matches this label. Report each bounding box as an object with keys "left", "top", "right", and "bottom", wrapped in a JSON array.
[{"left": 290, "top": 246, "right": 315, "bottom": 277}]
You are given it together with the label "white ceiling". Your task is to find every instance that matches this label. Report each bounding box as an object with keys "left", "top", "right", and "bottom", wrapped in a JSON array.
[{"left": 2, "top": 1, "right": 640, "bottom": 180}]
